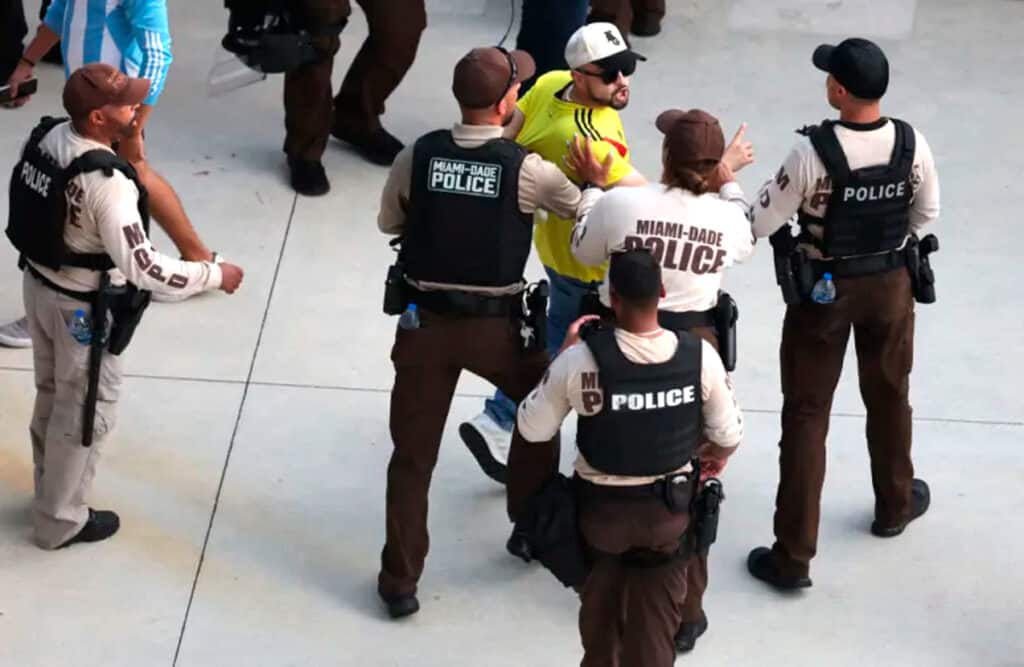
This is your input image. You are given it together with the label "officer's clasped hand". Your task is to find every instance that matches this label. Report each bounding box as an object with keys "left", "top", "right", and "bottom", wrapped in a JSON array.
[{"left": 558, "top": 314, "right": 602, "bottom": 356}]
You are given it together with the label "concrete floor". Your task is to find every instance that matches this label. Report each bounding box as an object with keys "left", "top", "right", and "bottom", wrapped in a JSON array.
[{"left": 1, "top": 1, "right": 1022, "bottom": 665}]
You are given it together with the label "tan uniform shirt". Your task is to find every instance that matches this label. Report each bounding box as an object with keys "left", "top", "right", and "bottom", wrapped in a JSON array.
[
  {"left": 378, "top": 123, "right": 584, "bottom": 294},
  {"left": 517, "top": 328, "right": 743, "bottom": 487},
  {"left": 572, "top": 183, "right": 754, "bottom": 311},
  {"left": 751, "top": 118, "right": 940, "bottom": 251},
  {"left": 27, "top": 123, "right": 222, "bottom": 296}
]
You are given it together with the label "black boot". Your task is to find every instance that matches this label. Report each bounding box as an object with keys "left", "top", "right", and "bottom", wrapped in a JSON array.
[
  {"left": 331, "top": 125, "right": 404, "bottom": 166},
  {"left": 381, "top": 593, "right": 420, "bottom": 619},
  {"left": 631, "top": 14, "right": 662, "bottom": 37},
  {"left": 747, "top": 547, "right": 812, "bottom": 590},
  {"left": 288, "top": 158, "right": 330, "bottom": 196},
  {"left": 58, "top": 509, "right": 120, "bottom": 548},
  {"left": 871, "top": 479, "right": 930, "bottom": 537},
  {"left": 674, "top": 612, "right": 708, "bottom": 652}
]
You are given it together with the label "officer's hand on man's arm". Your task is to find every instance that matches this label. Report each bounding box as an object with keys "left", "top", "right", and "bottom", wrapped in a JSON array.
[
  {"left": 566, "top": 135, "right": 647, "bottom": 188},
  {"left": 219, "top": 262, "right": 245, "bottom": 294},
  {"left": 722, "top": 123, "right": 754, "bottom": 172},
  {"left": 565, "top": 136, "right": 613, "bottom": 188}
]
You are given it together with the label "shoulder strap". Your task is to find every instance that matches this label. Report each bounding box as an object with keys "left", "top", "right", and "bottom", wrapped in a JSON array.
[
  {"left": 887, "top": 118, "right": 916, "bottom": 179},
  {"left": 668, "top": 329, "right": 702, "bottom": 367},
  {"left": 64, "top": 149, "right": 139, "bottom": 182},
  {"left": 25, "top": 116, "right": 70, "bottom": 155},
  {"left": 806, "top": 120, "right": 851, "bottom": 182},
  {"left": 582, "top": 327, "right": 631, "bottom": 380}
]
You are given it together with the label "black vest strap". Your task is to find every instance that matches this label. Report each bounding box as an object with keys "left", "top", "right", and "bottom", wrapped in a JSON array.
[{"left": 800, "top": 118, "right": 916, "bottom": 258}]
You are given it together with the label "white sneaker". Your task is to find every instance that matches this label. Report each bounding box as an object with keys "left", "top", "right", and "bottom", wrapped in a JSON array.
[
  {"left": 459, "top": 412, "right": 513, "bottom": 484},
  {"left": 0, "top": 316, "right": 32, "bottom": 348},
  {"left": 152, "top": 252, "right": 224, "bottom": 303}
]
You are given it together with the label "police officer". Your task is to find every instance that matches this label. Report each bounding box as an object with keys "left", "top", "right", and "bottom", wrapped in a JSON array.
[
  {"left": 570, "top": 108, "right": 753, "bottom": 652},
  {"left": 746, "top": 38, "right": 940, "bottom": 589},
  {"left": 273, "top": 0, "right": 427, "bottom": 196},
  {"left": 374, "top": 46, "right": 611, "bottom": 619},
  {"left": 516, "top": 250, "right": 743, "bottom": 666},
  {"left": 7, "top": 64, "right": 244, "bottom": 550}
]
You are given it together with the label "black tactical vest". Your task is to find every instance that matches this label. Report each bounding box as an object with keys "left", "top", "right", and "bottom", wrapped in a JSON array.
[
  {"left": 403, "top": 129, "right": 532, "bottom": 287},
  {"left": 576, "top": 327, "right": 703, "bottom": 477},
  {"left": 6, "top": 117, "right": 151, "bottom": 272},
  {"left": 798, "top": 119, "right": 915, "bottom": 258}
]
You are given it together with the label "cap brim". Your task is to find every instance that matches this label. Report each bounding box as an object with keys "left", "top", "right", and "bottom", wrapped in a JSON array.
[
  {"left": 655, "top": 109, "right": 686, "bottom": 134},
  {"left": 119, "top": 77, "right": 151, "bottom": 106},
  {"left": 812, "top": 44, "right": 835, "bottom": 72},
  {"left": 509, "top": 49, "right": 536, "bottom": 85},
  {"left": 593, "top": 49, "right": 647, "bottom": 73}
]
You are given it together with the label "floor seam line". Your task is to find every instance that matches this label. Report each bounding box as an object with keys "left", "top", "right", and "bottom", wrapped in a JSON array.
[{"left": 171, "top": 192, "right": 299, "bottom": 666}]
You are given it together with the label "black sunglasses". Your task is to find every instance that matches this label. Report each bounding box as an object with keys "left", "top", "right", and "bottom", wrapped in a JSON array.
[
  {"left": 494, "top": 46, "right": 518, "bottom": 105},
  {"left": 575, "top": 57, "right": 636, "bottom": 85}
]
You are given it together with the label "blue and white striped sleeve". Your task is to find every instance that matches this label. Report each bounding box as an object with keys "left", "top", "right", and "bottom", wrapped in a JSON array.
[
  {"left": 126, "top": 0, "right": 173, "bottom": 105},
  {"left": 42, "top": 0, "right": 68, "bottom": 33}
]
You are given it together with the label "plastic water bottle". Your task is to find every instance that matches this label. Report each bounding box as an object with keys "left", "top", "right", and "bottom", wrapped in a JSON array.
[
  {"left": 810, "top": 272, "right": 836, "bottom": 304},
  {"left": 68, "top": 309, "right": 92, "bottom": 344},
  {"left": 398, "top": 303, "right": 420, "bottom": 330}
]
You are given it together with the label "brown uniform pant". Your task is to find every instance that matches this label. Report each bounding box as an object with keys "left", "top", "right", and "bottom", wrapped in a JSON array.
[
  {"left": 379, "top": 308, "right": 555, "bottom": 599},
  {"left": 770, "top": 268, "right": 915, "bottom": 577},
  {"left": 578, "top": 486, "right": 691, "bottom": 667},
  {"left": 283, "top": 0, "right": 427, "bottom": 161},
  {"left": 679, "top": 325, "right": 716, "bottom": 624},
  {"left": 23, "top": 271, "right": 122, "bottom": 549},
  {"left": 588, "top": 0, "right": 666, "bottom": 36}
]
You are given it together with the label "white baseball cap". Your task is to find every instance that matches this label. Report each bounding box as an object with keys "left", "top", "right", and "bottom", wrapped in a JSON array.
[{"left": 564, "top": 22, "right": 646, "bottom": 70}]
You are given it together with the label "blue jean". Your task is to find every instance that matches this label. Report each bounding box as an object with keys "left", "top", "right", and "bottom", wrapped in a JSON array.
[{"left": 483, "top": 266, "right": 596, "bottom": 431}]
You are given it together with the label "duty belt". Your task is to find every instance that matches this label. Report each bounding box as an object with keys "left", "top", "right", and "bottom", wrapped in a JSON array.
[
  {"left": 23, "top": 261, "right": 98, "bottom": 302},
  {"left": 812, "top": 247, "right": 906, "bottom": 278},
  {"left": 575, "top": 473, "right": 693, "bottom": 501},
  {"left": 659, "top": 307, "right": 715, "bottom": 330},
  {"left": 586, "top": 297, "right": 715, "bottom": 330},
  {"left": 409, "top": 286, "right": 521, "bottom": 317}
]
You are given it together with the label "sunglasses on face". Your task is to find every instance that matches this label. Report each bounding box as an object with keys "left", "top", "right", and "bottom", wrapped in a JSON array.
[{"left": 575, "top": 58, "right": 636, "bottom": 85}]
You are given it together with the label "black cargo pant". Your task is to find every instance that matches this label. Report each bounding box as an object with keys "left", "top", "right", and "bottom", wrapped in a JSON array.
[
  {"left": 577, "top": 483, "right": 691, "bottom": 667},
  {"left": 379, "top": 307, "right": 557, "bottom": 599},
  {"left": 770, "top": 268, "right": 915, "bottom": 578},
  {"left": 588, "top": 0, "right": 665, "bottom": 36},
  {"left": 0, "top": 0, "right": 27, "bottom": 83},
  {"left": 284, "top": 0, "right": 426, "bottom": 161},
  {"left": 516, "top": 0, "right": 587, "bottom": 92}
]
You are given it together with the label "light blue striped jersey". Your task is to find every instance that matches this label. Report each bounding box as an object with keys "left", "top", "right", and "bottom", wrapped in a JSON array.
[{"left": 44, "top": 0, "right": 173, "bottom": 106}]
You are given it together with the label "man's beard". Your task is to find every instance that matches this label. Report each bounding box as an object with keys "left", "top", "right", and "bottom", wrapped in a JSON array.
[{"left": 597, "top": 86, "right": 630, "bottom": 110}]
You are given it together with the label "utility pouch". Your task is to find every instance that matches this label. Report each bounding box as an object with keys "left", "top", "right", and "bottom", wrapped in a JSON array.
[
  {"left": 692, "top": 478, "right": 725, "bottom": 558},
  {"left": 106, "top": 283, "right": 150, "bottom": 356},
  {"left": 713, "top": 291, "right": 738, "bottom": 372}
]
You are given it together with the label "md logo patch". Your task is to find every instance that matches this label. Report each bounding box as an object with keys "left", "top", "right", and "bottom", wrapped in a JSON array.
[{"left": 428, "top": 158, "right": 502, "bottom": 198}]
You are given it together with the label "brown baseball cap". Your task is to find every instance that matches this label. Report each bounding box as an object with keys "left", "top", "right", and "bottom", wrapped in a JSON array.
[
  {"left": 452, "top": 47, "right": 536, "bottom": 109},
  {"left": 63, "top": 63, "right": 150, "bottom": 118},
  {"left": 655, "top": 109, "right": 725, "bottom": 163}
]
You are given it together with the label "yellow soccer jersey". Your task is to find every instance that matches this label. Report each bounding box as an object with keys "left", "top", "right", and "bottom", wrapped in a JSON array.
[{"left": 516, "top": 71, "right": 633, "bottom": 283}]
